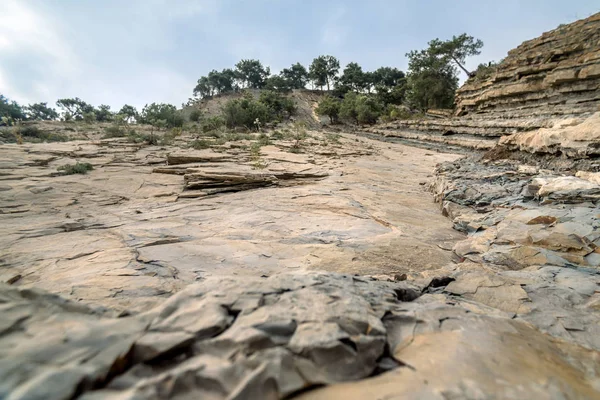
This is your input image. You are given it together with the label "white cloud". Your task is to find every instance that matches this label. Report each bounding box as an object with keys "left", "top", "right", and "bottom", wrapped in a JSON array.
[{"left": 0, "top": 0, "right": 80, "bottom": 103}]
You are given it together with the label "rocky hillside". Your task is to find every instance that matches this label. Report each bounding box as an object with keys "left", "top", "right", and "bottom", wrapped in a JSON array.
[
  {"left": 363, "top": 12, "right": 600, "bottom": 156},
  {"left": 185, "top": 89, "right": 327, "bottom": 127}
]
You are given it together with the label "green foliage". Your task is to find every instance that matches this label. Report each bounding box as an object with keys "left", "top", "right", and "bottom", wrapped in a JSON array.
[
  {"left": 339, "top": 92, "right": 382, "bottom": 125},
  {"left": 428, "top": 33, "right": 483, "bottom": 77},
  {"left": 190, "top": 138, "right": 213, "bottom": 149},
  {"left": 139, "top": 103, "right": 184, "bottom": 128},
  {"left": 56, "top": 98, "right": 94, "bottom": 121},
  {"left": 315, "top": 95, "right": 341, "bottom": 124},
  {"left": 82, "top": 111, "right": 97, "bottom": 124},
  {"left": 201, "top": 116, "right": 225, "bottom": 133},
  {"left": 221, "top": 91, "right": 295, "bottom": 129},
  {"left": 57, "top": 162, "right": 94, "bottom": 175},
  {"left": 235, "top": 59, "right": 270, "bottom": 89},
  {"left": 0, "top": 94, "right": 26, "bottom": 125},
  {"left": 103, "top": 125, "right": 129, "bottom": 138},
  {"left": 95, "top": 105, "right": 113, "bottom": 122},
  {"left": 118, "top": 105, "right": 138, "bottom": 123},
  {"left": 222, "top": 94, "right": 269, "bottom": 129},
  {"left": 406, "top": 48, "right": 458, "bottom": 110},
  {"left": 472, "top": 61, "right": 499, "bottom": 81},
  {"left": 339, "top": 62, "right": 367, "bottom": 92},
  {"left": 25, "top": 102, "right": 59, "bottom": 121},
  {"left": 189, "top": 109, "right": 202, "bottom": 122},
  {"left": 339, "top": 92, "right": 359, "bottom": 124},
  {"left": 309, "top": 55, "right": 340, "bottom": 90},
  {"left": 265, "top": 75, "right": 292, "bottom": 92},
  {"left": 281, "top": 63, "right": 309, "bottom": 89},
  {"left": 258, "top": 90, "right": 296, "bottom": 120}
]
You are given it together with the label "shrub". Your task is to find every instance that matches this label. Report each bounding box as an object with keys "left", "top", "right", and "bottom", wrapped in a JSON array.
[
  {"left": 221, "top": 94, "right": 270, "bottom": 129},
  {"left": 316, "top": 95, "right": 341, "bottom": 124},
  {"left": 103, "top": 125, "right": 127, "bottom": 138},
  {"left": 258, "top": 90, "right": 296, "bottom": 121},
  {"left": 82, "top": 112, "right": 97, "bottom": 123},
  {"left": 139, "top": 103, "right": 184, "bottom": 128},
  {"left": 201, "top": 116, "right": 225, "bottom": 133},
  {"left": 191, "top": 139, "right": 212, "bottom": 149},
  {"left": 189, "top": 109, "right": 202, "bottom": 122},
  {"left": 339, "top": 93, "right": 382, "bottom": 125},
  {"left": 57, "top": 162, "right": 94, "bottom": 175}
]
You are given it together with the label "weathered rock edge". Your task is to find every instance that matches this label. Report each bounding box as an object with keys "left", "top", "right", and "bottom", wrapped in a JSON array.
[{"left": 2, "top": 268, "right": 599, "bottom": 399}]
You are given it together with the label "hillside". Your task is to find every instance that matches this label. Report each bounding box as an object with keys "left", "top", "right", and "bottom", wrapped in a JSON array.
[{"left": 184, "top": 89, "right": 328, "bottom": 127}]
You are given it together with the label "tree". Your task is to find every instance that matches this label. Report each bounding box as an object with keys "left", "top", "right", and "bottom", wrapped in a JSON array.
[
  {"left": 281, "top": 63, "right": 309, "bottom": 89},
  {"left": 339, "top": 62, "right": 366, "bottom": 92},
  {"left": 406, "top": 48, "right": 458, "bottom": 110},
  {"left": 309, "top": 55, "right": 340, "bottom": 90},
  {"left": 118, "top": 105, "right": 138, "bottom": 123},
  {"left": 56, "top": 98, "right": 94, "bottom": 120},
  {"left": 194, "top": 76, "right": 212, "bottom": 98},
  {"left": 265, "top": 75, "right": 292, "bottom": 92},
  {"left": 339, "top": 92, "right": 382, "bottom": 125},
  {"left": 95, "top": 104, "right": 113, "bottom": 122},
  {"left": 428, "top": 34, "right": 483, "bottom": 77},
  {"left": 139, "top": 103, "right": 184, "bottom": 128},
  {"left": 25, "top": 102, "right": 59, "bottom": 121},
  {"left": 371, "top": 67, "right": 406, "bottom": 88},
  {"left": 339, "top": 92, "right": 359, "bottom": 124},
  {"left": 315, "top": 95, "right": 340, "bottom": 124},
  {"left": 0, "top": 95, "right": 26, "bottom": 125},
  {"left": 235, "top": 59, "right": 270, "bottom": 89}
]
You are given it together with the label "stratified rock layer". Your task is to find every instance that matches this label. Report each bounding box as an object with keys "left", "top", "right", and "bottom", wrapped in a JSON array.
[
  {"left": 363, "top": 13, "right": 600, "bottom": 157},
  {"left": 456, "top": 13, "right": 600, "bottom": 119}
]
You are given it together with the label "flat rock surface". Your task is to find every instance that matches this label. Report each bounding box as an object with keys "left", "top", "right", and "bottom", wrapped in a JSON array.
[{"left": 0, "top": 133, "right": 462, "bottom": 311}]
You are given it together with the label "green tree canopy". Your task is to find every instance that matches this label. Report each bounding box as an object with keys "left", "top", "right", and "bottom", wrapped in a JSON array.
[
  {"left": 281, "top": 63, "right": 309, "bottom": 89},
  {"left": 265, "top": 75, "right": 292, "bottom": 92},
  {"left": 139, "top": 103, "right": 184, "bottom": 128},
  {"left": 428, "top": 33, "right": 483, "bottom": 77},
  {"left": 406, "top": 48, "right": 458, "bottom": 110},
  {"left": 118, "top": 105, "right": 138, "bottom": 123},
  {"left": 95, "top": 104, "right": 113, "bottom": 122},
  {"left": 0, "top": 94, "right": 26, "bottom": 125},
  {"left": 309, "top": 55, "right": 340, "bottom": 90},
  {"left": 235, "top": 59, "right": 270, "bottom": 89},
  {"left": 56, "top": 98, "right": 94, "bottom": 120},
  {"left": 339, "top": 62, "right": 366, "bottom": 92},
  {"left": 315, "top": 95, "right": 340, "bottom": 124},
  {"left": 25, "top": 102, "right": 59, "bottom": 121}
]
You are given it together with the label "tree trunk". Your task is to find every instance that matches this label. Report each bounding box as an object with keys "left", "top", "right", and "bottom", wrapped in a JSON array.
[{"left": 451, "top": 56, "right": 472, "bottom": 77}]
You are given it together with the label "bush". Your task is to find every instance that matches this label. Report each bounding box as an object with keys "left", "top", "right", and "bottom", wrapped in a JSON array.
[
  {"left": 201, "top": 116, "right": 225, "bottom": 133},
  {"left": 139, "top": 103, "right": 184, "bottom": 128},
  {"left": 221, "top": 94, "right": 270, "bottom": 129},
  {"left": 191, "top": 139, "right": 212, "bottom": 149},
  {"left": 258, "top": 90, "right": 296, "bottom": 121},
  {"left": 339, "top": 93, "right": 382, "bottom": 125},
  {"left": 316, "top": 95, "right": 340, "bottom": 124},
  {"left": 57, "top": 162, "right": 94, "bottom": 175},
  {"left": 82, "top": 112, "right": 97, "bottom": 123},
  {"left": 189, "top": 109, "right": 202, "bottom": 122},
  {"left": 12, "top": 125, "right": 69, "bottom": 142},
  {"left": 103, "top": 125, "right": 127, "bottom": 138}
]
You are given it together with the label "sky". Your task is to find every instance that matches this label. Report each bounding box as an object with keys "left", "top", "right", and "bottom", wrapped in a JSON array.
[{"left": 1, "top": 0, "right": 598, "bottom": 110}]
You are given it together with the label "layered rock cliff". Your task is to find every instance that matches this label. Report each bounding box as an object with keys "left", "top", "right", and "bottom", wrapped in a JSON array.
[{"left": 364, "top": 12, "right": 600, "bottom": 156}]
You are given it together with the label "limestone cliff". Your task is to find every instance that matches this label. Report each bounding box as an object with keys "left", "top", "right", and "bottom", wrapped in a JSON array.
[
  {"left": 456, "top": 13, "right": 600, "bottom": 119},
  {"left": 363, "top": 13, "right": 600, "bottom": 156}
]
